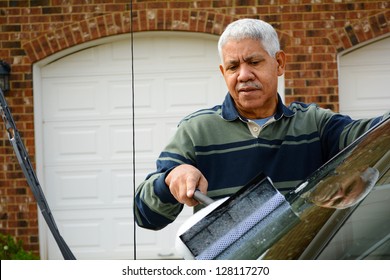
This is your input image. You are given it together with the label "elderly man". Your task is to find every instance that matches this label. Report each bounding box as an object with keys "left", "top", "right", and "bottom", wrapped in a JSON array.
[{"left": 134, "top": 18, "right": 388, "bottom": 230}]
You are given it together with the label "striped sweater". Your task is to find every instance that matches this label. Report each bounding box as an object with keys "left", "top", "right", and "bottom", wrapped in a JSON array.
[{"left": 134, "top": 93, "right": 386, "bottom": 230}]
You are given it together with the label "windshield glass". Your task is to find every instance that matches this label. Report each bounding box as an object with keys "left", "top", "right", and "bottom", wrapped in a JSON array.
[
  {"left": 261, "top": 117, "right": 390, "bottom": 260},
  {"left": 317, "top": 182, "right": 390, "bottom": 260}
]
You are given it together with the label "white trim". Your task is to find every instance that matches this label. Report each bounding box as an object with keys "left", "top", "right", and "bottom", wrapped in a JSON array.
[{"left": 32, "top": 64, "right": 48, "bottom": 259}]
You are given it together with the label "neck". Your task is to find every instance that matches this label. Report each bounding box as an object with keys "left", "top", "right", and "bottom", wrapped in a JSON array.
[{"left": 239, "top": 96, "right": 278, "bottom": 119}]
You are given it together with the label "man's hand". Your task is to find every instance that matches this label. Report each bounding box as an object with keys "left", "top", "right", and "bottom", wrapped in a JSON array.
[{"left": 165, "top": 164, "right": 208, "bottom": 206}]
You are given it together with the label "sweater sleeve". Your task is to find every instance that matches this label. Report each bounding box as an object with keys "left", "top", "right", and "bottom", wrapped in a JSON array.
[
  {"left": 134, "top": 122, "right": 197, "bottom": 230},
  {"left": 319, "top": 109, "right": 390, "bottom": 162},
  {"left": 134, "top": 170, "right": 183, "bottom": 230}
]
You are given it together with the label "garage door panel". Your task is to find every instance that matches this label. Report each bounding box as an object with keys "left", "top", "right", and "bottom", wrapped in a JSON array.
[
  {"left": 44, "top": 123, "right": 105, "bottom": 164},
  {"left": 43, "top": 79, "right": 104, "bottom": 120},
  {"left": 45, "top": 165, "right": 142, "bottom": 209},
  {"left": 135, "top": 72, "right": 224, "bottom": 116},
  {"left": 48, "top": 217, "right": 107, "bottom": 260},
  {"left": 110, "top": 39, "right": 133, "bottom": 61},
  {"left": 133, "top": 33, "right": 218, "bottom": 72},
  {"left": 43, "top": 40, "right": 132, "bottom": 78},
  {"left": 339, "top": 36, "right": 390, "bottom": 119},
  {"left": 43, "top": 48, "right": 100, "bottom": 77},
  {"left": 165, "top": 75, "right": 213, "bottom": 113},
  {"left": 107, "top": 120, "right": 169, "bottom": 161},
  {"left": 50, "top": 212, "right": 184, "bottom": 260},
  {"left": 44, "top": 123, "right": 162, "bottom": 164},
  {"left": 135, "top": 206, "right": 194, "bottom": 259},
  {"left": 107, "top": 78, "right": 132, "bottom": 115},
  {"left": 112, "top": 218, "right": 134, "bottom": 257},
  {"left": 109, "top": 124, "right": 134, "bottom": 159},
  {"left": 56, "top": 170, "right": 103, "bottom": 204},
  {"left": 340, "top": 70, "right": 390, "bottom": 111},
  {"left": 45, "top": 167, "right": 108, "bottom": 209},
  {"left": 340, "top": 65, "right": 390, "bottom": 98},
  {"left": 133, "top": 77, "right": 172, "bottom": 116},
  {"left": 62, "top": 218, "right": 104, "bottom": 247},
  {"left": 166, "top": 36, "right": 211, "bottom": 60},
  {"left": 133, "top": 119, "right": 183, "bottom": 158},
  {"left": 110, "top": 169, "right": 133, "bottom": 204},
  {"left": 45, "top": 120, "right": 158, "bottom": 165},
  {"left": 49, "top": 209, "right": 135, "bottom": 259},
  {"left": 43, "top": 76, "right": 134, "bottom": 121},
  {"left": 133, "top": 80, "right": 155, "bottom": 112}
]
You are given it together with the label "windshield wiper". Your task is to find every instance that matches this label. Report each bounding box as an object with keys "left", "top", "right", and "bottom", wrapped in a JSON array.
[{"left": 0, "top": 89, "right": 76, "bottom": 260}]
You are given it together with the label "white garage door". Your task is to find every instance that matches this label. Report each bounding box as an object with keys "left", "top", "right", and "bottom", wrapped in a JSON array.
[
  {"left": 339, "top": 35, "right": 390, "bottom": 119},
  {"left": 37, "top": 32, "right": 226, "bottom": 259}
]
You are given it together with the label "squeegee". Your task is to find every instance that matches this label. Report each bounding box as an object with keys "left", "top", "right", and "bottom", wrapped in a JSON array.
[{"left": 175, "top": 173, "right": 300, "bottom": 260}]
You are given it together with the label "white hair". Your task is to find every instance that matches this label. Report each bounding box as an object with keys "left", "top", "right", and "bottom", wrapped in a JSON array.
[{"left": 218, "top": 19, "right": 280, "bottom": 62}]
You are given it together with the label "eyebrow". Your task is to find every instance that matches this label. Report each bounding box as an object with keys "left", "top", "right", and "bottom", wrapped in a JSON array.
[
  {"left": 224, "top": 54, "right": 265, "bottom": 66},
  {"left": 225, "top": 58, "right": 239, "bottom": 65},
  {"left": 243, "top": 54, "right": 264, "bottom": 62}
]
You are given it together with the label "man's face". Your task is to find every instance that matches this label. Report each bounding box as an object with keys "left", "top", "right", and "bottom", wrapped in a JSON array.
[
  {"left": 219, "top": 38, "right": 285, "bottom": 119},
  {"left": 309, "top": 167, "right": 378, "bottom": 209}
]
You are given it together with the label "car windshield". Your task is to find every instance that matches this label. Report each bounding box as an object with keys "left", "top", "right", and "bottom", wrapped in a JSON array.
[
  {"left": 260, "top": 117, "right": 390, "bottom": 260},
  {"left": 317, "top": 183, "right": 390, "bottom": 260},
  {"left": 176, "top": 117, "right": 389, "bottom": 260}
]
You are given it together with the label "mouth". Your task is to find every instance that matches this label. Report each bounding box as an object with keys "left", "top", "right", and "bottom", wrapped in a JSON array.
[
  {"left": 237, "top": 83, "right": 262, "bottom": 94},
  {"left": 239, "top": 87, "right": 258, "bottom": 93},
  {"left": 309, "top": 181, "right": 340, "bottom": 204}
]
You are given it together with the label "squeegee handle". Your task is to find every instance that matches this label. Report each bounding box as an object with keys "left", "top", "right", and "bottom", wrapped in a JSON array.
[{"left": 193, "top": 189, "right": 215, "bottom": 205}]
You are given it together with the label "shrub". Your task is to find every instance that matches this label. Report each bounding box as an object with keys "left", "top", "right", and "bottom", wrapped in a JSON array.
[{"left": 0, "top": 233, "right": 39, "bottom": 260}]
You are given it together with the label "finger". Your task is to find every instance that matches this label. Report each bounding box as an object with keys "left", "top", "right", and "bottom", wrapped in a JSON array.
[
  {"left": 186, "top": 175, "right": 200, "bottom": 198},
  {"left": 196, "top": 174, "right": 208, "bottom": 194}
]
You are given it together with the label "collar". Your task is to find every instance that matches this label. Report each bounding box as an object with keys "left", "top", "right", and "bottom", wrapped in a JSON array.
[{"left": 221, "top": 93, "right": 295, "bottom": 122}]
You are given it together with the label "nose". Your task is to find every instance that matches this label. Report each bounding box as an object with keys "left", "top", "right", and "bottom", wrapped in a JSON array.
[
  {"left": 332, "top": 188, "right": 345, "bottom": 201},
  {"left": 237, "top": 64, "right": 255, "bottom": 82}
]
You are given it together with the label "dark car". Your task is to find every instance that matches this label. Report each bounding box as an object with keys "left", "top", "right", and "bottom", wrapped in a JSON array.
[
  {"left": 176, "top": 116, "right": 390, "bottom": 260},
  {"left": 262, "top": 116, "right": 390, "bottom": 260}
]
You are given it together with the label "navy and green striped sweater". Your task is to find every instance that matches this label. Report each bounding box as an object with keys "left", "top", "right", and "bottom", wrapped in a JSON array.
[{"left": 134, "top": 94, "right": 386, "bottom": 230}]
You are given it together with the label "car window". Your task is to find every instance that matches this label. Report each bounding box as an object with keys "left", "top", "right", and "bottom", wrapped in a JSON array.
[
  {"left": 261, "top": 117, "right": 390, "bottom": 260},
  {"left": 316, "top": 182, "right": 390, "bottom": 260},
  {"left": 177, "top": 117, "right": 390, "bottom": 260}
]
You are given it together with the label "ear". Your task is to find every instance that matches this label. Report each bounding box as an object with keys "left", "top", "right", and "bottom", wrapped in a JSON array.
[
  {"left": 275, "top": 51, "right": 286, "bottom": 76},
  {"left": 219, "top": 64, "right": 225, "bottom": 75}
]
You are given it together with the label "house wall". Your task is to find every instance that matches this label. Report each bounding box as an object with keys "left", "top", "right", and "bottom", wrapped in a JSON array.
[{"left": 0, "top": 0, "right": 389, "bottom": 257}]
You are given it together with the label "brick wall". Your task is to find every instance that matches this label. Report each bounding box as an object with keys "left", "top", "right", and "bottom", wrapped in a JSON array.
[{"left": 0, "top": 0, "right": 389, "bottom": 258}]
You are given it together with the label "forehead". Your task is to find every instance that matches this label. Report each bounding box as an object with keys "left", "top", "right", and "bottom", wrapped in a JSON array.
[{"left": 221, "top": 38, "right": 268, "bottom": 61}]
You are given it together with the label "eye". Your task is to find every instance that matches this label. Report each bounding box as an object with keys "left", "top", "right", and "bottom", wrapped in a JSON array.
[
  {"left": 344, "top": 183, "right": 355, "bottom": 196},
  {"left": 331, "top": 197, "right": 344, "bottom": 207},
  {"left": 226, "top": 64, "right": 238, "bottom": 71}
]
